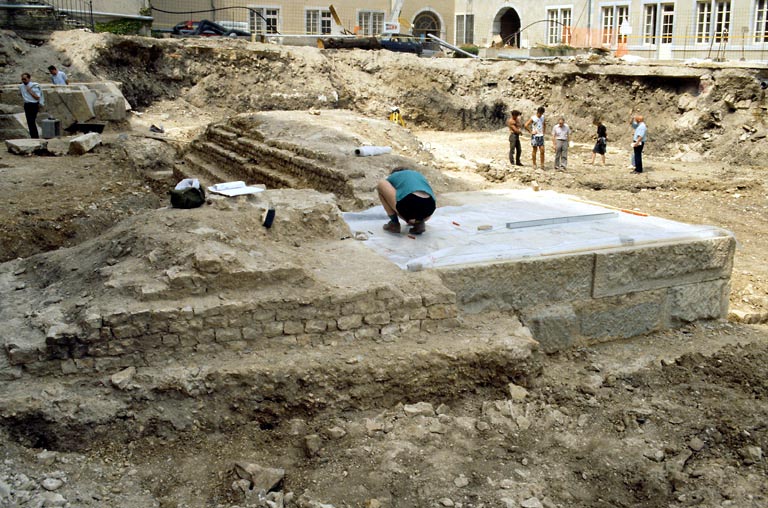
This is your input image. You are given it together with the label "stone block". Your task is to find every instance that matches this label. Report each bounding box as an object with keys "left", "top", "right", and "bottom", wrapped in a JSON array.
[
  {"left": 575, "top": 289, "right": 667, "bottom": 342},
  {"left": 668, "top": 279, "right": 730, "bottom": 323},
  {"left": 304, "top": 319, "right": 327, "bottom": 333},
  {"left": 364, "top": 312, "right": 391, "bottom": 326},
  {"left": 354, "top": 327, "right": 379, "bottom": 340},
  {"left": 241, "top": 325, "right": 264, "bottom": 340},
  {"left": 54, "top": 87, "right": 95, "bottom": 123},
  {"left": 336, "top": 314, "right": 362, "bottom": 331},
  {"left": 69, "top": 132, "right": 101, "bottom": 155},
  {"left": 263, "top": 321, "right": 284, "bottom": 337},
  {"left": 215, "top": 328, "right": 243, "bottom": 342},
  {"left": 439, "top": 254, "right": 594, "bottom": 312},
  {"left": 521, "top": 304, "right": 578, "bottom": 353},
  {"left": 283, "top": 320, "right": 304, "bottom": 335},
  {"left": 593, "top": 236, "right": 735, "bottom": 298},
  {"left": 0, "top": 113, "right": 29, "bottom": 141},
  {"left": 5, "top": 138, "right": 48, "bottom": 155},
  {"left": 94, "top": 93, "right": 127, "bottom": 121},
  {"left": 427, "top": 304, "right": 456, "bottom": 320},
  {"left": 40, "top": 90, "right": 76, "bottom": 128}
]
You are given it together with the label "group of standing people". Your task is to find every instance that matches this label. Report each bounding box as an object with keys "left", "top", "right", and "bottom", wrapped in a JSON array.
[
  {"left": 507, "top": 106, "right": 647, "bottom": 174},
  {"left": 17, "top": 65, "right": 70, "bottom": 139}
]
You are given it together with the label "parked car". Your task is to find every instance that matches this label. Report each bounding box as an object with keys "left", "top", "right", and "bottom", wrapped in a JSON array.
[
  {"left": 171, "top": 20, "right": 249, "bottom": 37},
  {"left": 378, "top": 33, "right": 422, "bottom": 56}
]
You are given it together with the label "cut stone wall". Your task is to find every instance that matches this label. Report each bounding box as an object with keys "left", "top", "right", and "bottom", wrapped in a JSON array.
[
  {"left": 7, "top": 284, "right": 459, "bottom": 377},
  {"left": 438, "top": 235, "right": 735, "bottom": 353}
]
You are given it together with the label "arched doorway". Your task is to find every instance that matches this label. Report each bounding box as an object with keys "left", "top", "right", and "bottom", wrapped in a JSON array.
[
  {"left": 494, "top": 8, "right": 521, "bottom": 47},
  {"left": 412, "top": 11, "right": 441, "bottom": 39}
]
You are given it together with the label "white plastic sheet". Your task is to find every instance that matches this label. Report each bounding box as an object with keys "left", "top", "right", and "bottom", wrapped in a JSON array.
[{"left": 343, "top": 189, "right": 732, "bottom": 271}]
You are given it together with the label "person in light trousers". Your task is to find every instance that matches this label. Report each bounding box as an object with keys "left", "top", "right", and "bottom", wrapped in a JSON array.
[{"left": 552, "top": 117, "right": 571, "bottom": 170}]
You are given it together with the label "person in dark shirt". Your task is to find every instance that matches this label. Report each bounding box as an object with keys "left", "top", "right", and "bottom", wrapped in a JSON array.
[{"left": 590, "top": 118, "right": 608, "bottom": 166}]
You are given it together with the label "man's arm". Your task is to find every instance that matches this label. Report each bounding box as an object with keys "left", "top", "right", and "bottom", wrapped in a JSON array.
[
  {"left": 26, "top": 85, "right": 40, "bottom": 101},
  {"left": 524, "top": 117, "right": 532, "bottom": 133}
]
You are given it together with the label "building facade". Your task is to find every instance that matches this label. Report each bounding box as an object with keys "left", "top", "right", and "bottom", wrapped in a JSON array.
[{"left": 142, "top": 0, "right": 767, "bottom": 60}]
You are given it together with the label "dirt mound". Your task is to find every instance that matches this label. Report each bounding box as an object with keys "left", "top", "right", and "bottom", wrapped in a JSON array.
[{"left": 52, "top": 32, "right": 768, "bottom": 167}]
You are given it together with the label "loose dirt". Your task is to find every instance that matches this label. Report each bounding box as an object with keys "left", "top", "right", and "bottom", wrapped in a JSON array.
[{"left": 0, "top": 30, "right": 766, "bottom": 508}]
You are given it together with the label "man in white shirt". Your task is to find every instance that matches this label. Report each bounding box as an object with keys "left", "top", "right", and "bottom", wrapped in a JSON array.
[
  {"left": 48, "top": 65, "right": 69, "bottom": 85},
  {"left": 551, "top": 117, "right": 571, "bottom": 170},
  {"left": 19, "top": 73, "right": 43, "bottom": 138},
  {"left": 524, "top": 106, "right": 546, "bottom": 169}
]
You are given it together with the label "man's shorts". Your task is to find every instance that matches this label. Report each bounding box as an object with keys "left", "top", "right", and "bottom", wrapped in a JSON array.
[
  {"left": 397, "top": 193, "right": 436, "bottom": 222},
  {"left": 531, "top": 135, "right": 544, "bottom": 147}
]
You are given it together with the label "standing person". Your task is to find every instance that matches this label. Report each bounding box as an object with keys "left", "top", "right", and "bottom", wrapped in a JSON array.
[
  {"left": 551, "top": 116, "right": 571, "bottom": 170},
  {"left": 590, "top": 118, "right": 607, "bottom": 166},
  {"left": 524, "top": 106, "right": 546, "bottom": 169},
  {"left": 628, "top": 112, "right": 638, "bottom": 169},
  {"left": 506, "top": 109, "right": 523, "bottom": 167},
  {"left": 631, "top": 114, "right": 647, "bottom": 174},
  {"left": 19, "top": 73, "right": 43, "bottom": 139},
  {"left": 377, "top": 168, "right": 436, "bottom": 235},
  {"left": 48, "top": 65, "right": 69, "bottom": 85}
]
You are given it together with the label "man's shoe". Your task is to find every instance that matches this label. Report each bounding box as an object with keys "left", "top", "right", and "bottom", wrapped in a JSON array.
[
  {"left": 409, "top": 221, "right": 426, "bottom": 235},
  {"left": 516, "top": 162, "right": 524, "bottom": 166},
  {"left": 383, "top": 221, "right": 401, "bottom": 234}
]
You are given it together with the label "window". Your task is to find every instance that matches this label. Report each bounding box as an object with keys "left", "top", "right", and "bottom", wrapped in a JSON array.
[
  {"left": 358, "top": 11, "right": 384, "bottom": 35},
  {"left": 643, "top": 3, "right": 673, "bottom": 45},
  {"left": 547, "top": 8, "right": 572, "bottom": 45},
  {"left": 696, "top": 1, "right": 712, "bottom": 43},
  {"left": 601, "top": 6, "right": 615, "bottom": 45},
  {"left": 714, "top": 0, "right": 730, "bottom": 42},
  {"left": 413, "top": 11, "right": 440, "bottom": 39},
  {"left": 306, "top": 9, "right": 331, "bottom": 35},
  {"left": 456, "top": 14, "right": 475, "bottom": 45},
  {"left": 616, "top": 6, "right": 629, "bottom": 43},
  {"left": 644, "top": 4, "right": 657, "bottom": 45},
  {"left": 250, "top": 7, "right": 280, "bottom": 34},
  {"left": 600, "top": 5, "right": 629, "bottom": 46},
  {"left": 661, "top": 4, "right": 674, "bottom": 43},
  {"left": 756, "top": 0, "right": 768, "bottom": 42}
]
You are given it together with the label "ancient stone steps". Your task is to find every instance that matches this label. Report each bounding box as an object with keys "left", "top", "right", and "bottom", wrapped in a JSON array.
[
  {"left": 191, "top": 122, "right": 354, "bottom": 198},
  {"left": 183, "top": 148, "right": 303, "bottom": 190}
]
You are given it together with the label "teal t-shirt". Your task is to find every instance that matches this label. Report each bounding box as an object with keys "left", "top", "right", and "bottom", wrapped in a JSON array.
[{"left": 386, "top": 170, "right": 435, "bottom": 203}]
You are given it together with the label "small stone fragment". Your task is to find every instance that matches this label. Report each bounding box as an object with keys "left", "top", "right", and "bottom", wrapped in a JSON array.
[
  {"left": 403, "top": 402, "right": 435, "bottom": 417},
  {"left": 688, "top": 437, "right": 705, "bottom": 452},
  {"left": 110, "top": 366, "right": 136, "bottom": 390},
  {"left": 507, "top": 383, "right": 528, "bottom": 401},
  {"left": 41, "top": 478, "right": 64, "bottom": 491},
  {"left": 439, "top": 498, "right": 454, "bottom": 507},
  {"left": 521, "top": 497, "right": 544, "bottom": 508},
  {"left": 454, "top": 475, "right": 469, "bottom": 488},
  {"left": 325, "top": 426, "right": 347, "bottom": 439},
  {"left": 233, "top": 462, "right": 285, "bottom": 492},
  {"left": 303, "top": 434, "right": 322, "bottom": 457}
]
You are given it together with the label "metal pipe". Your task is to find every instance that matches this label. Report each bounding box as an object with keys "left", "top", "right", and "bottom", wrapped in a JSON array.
[{"left": 426, "top": 33, "right": 478, "bottom": 58}]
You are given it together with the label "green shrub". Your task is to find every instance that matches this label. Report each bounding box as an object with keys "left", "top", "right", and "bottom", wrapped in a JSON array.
[
  {"left": 454, "top": 44, "right": 479, "bottom": 58},
  {"left": 94, "top": 19, "right": 145, "bottom": 35}
]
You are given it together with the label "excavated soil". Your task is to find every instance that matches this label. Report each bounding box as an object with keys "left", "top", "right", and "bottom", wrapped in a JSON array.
[{"left": 0, "top": 30, "right": 766, "bottom": 508}]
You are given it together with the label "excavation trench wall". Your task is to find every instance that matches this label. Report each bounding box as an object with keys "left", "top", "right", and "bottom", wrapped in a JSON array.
[{"left": 78, "top": 35, "right": 768, "bottom": 163}]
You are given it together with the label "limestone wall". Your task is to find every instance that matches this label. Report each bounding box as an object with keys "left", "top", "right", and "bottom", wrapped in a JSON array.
[{"left": 438, "top": 235, "right": 735, "bottom": 352}]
